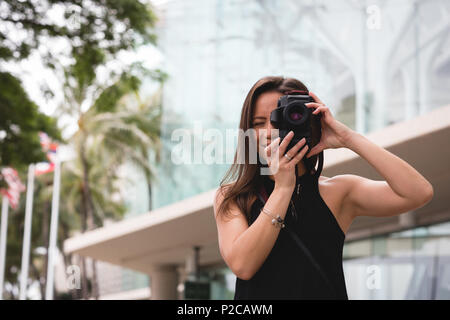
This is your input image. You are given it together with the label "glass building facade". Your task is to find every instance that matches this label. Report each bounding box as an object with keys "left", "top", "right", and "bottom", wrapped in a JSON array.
[
  {"left": 114, "top": 0, "right": 449, "bottom": 299},
  {"left": 152, "top": 0, "right": 450, "bottom": 209},
  {"left": 343, "top": 221, "right": 450, "bottom": 299}
]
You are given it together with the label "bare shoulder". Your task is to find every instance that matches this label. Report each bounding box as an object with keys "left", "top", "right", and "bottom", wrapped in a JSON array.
[
  {"left": 318, "top": 175, "right": 350, "bottom": 207},
  {"left": 215, "top": 183, "right": 232, "bottom": 196},
  {"left": 214, "top": 183, "right": 233, "bottom": 209},
  {"left": 214, "top": 182, "right": 241, "bottom": 220},
  {"left": 319, "top": 174, "right": 357, "bottom": 198},
  {"left": 214, "top": 182, "right": 257, "bottom": 206}
]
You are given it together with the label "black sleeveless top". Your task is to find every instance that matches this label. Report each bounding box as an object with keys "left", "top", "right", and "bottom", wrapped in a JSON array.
[{"left": 233, "top": 171, "right": 348, "bottom": 300}]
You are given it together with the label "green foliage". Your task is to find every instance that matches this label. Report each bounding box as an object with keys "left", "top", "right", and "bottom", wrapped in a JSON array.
[
  {"left": 93, "top": 73, "right": 141, "bottom": 113},
  {"left": 0, "top": 0, "right": 157, "bottom": 63},
  {"left": 0, "top": 0, "right": 160, "bottom": 171},
  {"left": 0, "top": 72, "right": 62, "bottom": 172}
]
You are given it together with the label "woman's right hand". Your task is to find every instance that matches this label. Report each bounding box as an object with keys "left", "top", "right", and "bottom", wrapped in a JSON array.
[{"left": 264, "top": 131, "right": 309, "bottom": 191}]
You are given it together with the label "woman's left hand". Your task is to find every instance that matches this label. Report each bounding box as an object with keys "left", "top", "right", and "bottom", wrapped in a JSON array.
[{"left": 305, "top": 91, "right": 354, "bottom": 158}]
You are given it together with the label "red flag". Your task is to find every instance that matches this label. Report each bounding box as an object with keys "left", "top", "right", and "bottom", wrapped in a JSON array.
[
  {"left": 0, "top": 167, "right": 26, "bottom": 210},
  {"left": 35, "top": 132, "right": 58, "bottom": 176}
]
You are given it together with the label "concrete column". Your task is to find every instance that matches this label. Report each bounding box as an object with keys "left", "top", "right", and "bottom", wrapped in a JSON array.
[
  {"left": 149, "top": 265, "right": 178, "bottom": 300},
  {"left": 185, "top": 246, "right": 200, "bottom": 280},
  {"left": 399, "top": 210, "right": 417, "bottom": 228}
]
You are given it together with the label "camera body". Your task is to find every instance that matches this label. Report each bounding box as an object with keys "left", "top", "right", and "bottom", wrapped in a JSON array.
[{"left": 270, "top": 91, "right": 315, "bottom": 154}]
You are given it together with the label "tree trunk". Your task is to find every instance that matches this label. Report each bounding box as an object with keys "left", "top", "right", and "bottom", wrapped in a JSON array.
[
  {"left": 147, "top": 180, "right": 152, "bottom": 211},
  {"left": 91, "top": 260, "right": 100, "bottom": 299},
  {"left": 60, "top": 224, "right": 78, "bottom": 300},
  {"left": 79, "top": 170, "right": 89, "bottom": 300},
  {"left": 79, "top": 136, "right": 100, "bottom": 299},
  {"left": 80, "top": 140, "right": 95, "bottom": 231},
  {"left": 30, "top": 260, "right": 45, "bottom": 300},
  {"left": 80, "top": 256, "right": 89, "bottom": 300}
]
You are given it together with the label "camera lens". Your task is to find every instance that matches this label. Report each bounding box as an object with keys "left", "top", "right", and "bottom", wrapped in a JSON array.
[
  {"left": 287, "top": 105, "right": 304, "bottom": 124},
  {"left": 289, "top": 111, "right": 302, "bottom": 121}
]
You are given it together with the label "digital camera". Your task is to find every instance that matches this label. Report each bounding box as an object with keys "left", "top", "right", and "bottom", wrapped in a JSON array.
[{"left": 270, "top": 90, "right": 316, "bottom": 154}]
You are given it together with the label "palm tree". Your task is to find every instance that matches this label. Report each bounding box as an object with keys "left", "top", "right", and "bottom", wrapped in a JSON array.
[
  {"left": 57, "top": 66, "right": 165, "bottom": 299},
  {"left": 57, "top": 141, "right": 129, "bottom": 299},
  {"left": 84, "top": 84, "right": 164, "bottom": 212}
]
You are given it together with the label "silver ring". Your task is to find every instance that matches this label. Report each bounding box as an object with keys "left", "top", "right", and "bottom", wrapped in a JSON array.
[{"left": 284, "top": 154, "right": 293, "bottom": 161}]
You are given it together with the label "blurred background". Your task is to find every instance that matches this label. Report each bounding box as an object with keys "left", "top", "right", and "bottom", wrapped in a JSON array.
[{"left": 0, "top": 0, "right": 449, "bottom": 300}]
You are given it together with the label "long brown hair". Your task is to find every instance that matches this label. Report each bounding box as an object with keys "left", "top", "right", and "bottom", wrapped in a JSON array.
[{"left": 216, "top": 76, "right": 322, "bottom": 223}]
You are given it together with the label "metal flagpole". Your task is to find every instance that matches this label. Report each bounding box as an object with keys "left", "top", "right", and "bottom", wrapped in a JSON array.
[
  {"left": 0, "top": 196, "right": 9, "bottom": 300},
  {"left": 45, "top": 158, "right": 61, "bottom": 300},
  {"left": 19, "top": 164, "right": 35, "bottom": 300}
]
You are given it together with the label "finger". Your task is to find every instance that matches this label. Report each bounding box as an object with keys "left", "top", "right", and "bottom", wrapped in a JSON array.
[
  {"left": 305, "top": 102, "right": 323, "bottom": 110},
  {"left": 284, "top": 137, "right": 306, "bottom": 160},
  {"left": 291, "top": 144, "right": 309, "bottom": 164},
  {"left": 306, "top": 104, "right": 329, "bottom": 118},
  {"left": 313, "top": 106, "right": 332, "bottom": 118},
  {"left": 267, "top": 140, "right": 282, "bottom": 170},
  {"left": 264, "top": 137, "right": 280, "bottom": 158},
  {"left": 312, "top": 106, "right": 325, "bottom": 115},
  {"left": 278, "top": 131, "right": 295, "bottom": 156},
  {"left": 309, "top": 91, "right": 324, "bottom": 104},
  {"left": 306, "top": 142, "right": 323, "bottom": 158}
]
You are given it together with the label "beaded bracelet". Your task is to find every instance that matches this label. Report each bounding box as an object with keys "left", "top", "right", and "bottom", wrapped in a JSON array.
[{"left": 261, "top": 206, "right": 285, "bottom": 228}]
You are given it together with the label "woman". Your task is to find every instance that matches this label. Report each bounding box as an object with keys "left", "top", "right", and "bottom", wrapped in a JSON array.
[{"left": 213, "top": 76, "right": 434, "bottom": 300}]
